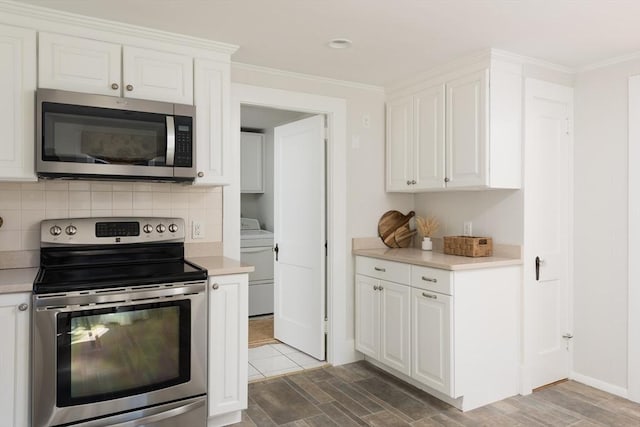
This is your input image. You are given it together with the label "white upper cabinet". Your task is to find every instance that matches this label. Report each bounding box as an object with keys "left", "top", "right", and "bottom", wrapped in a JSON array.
[
  {"left": 240, "top": 132, "right": 265, "bottom": 193},
  {"left": 386, "top": 54, "right": 522, "bottom": 192},
  {"left": 0, "top": 24, "right": 36, "bottom": 181},
  {"left": 122, "top": 46, "right": 193, "bottom": 104},
  {"left": 39, "top": 32, "right": 121, "bottom": 96},
  {"left": 39, "top": 33, "right": 194, "bottom": 104},
  {"left": 193, "top": 58, "right": 231, "bottom": 186}
]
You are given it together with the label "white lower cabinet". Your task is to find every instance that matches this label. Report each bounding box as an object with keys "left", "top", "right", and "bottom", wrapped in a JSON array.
[
  {"left": 355, "top": 256, "right": 519, "bottom": 411},
  {"left": 355, "top": 269, "right": 411, "bottom": 376},
  {"left": 411, "top": 288, "right": 453, "bottom": 396},
  {"left": 207, "top": 274, "right": 248, "bottom": 426},
  {"left": 0, "top": 292, "right": 30, "bottom": 427}
]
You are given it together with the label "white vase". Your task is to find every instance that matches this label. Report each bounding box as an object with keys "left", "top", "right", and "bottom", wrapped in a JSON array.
[{"left": 421, "top": 237, "right": 432, "bottom": 251}]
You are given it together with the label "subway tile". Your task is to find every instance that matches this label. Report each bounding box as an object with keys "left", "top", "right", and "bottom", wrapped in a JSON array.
[
  {"left": 91, "top": 209, "right": 113, "bottom": 217},
  {"left": 112, "top": 183, "right": 133, "bottom": 192},
  {"left": 68, "top": 209, "right": 91, "bottom": 218},
  {"left": 153, "top": 192, "right": 172, "bottom": 210},
  {"left": 21, "top": 230, "right": 40, "bottom": 250},
  {"left": 0, "top": 183, "right": 21, "bottom": 190},
  {"left": 0, "top": 230, "right": 22, "bottom": 251},
  {"left": 44, "top": 181, "right": 69, "bottom": 191},
  {"left": 152, "top": 209, "right": 171, "bottom": 217},
  {"left": 0, "top": 190, "right": 21, "bottom": 208},
  {"left": 46, "top": 209, "right": 68, "bottom": 219},
  {"left": 113, "top": 192, "right": 133, "bottom": 210},
  {"left": 46, "top": 191, "right": 69, "bottom": 210},
  {"left": 91, "top": 192, "right": 113, "bottom": 210},
  {"left": 0, "top": 210, "right": 21, "bottom": 230},
  {"left": 21, "top": 191, "right": 45, "bottom": 210},
  {"left": 134, "top": 183, "right": 154, "bottom": 192},
  {"left": 113, "top": 209, "right": 133, "bottom": 217},
  {"left": 189, "top": 193, "right": 207, "bottom": 210},
  {"left": 151, "top": 183, "right": 172, "bottom": 192},
  {"left": 171, "top": 192, "right": 190, "bottom": 207},
  {"left": 68, "top": 181, "right": 91, "bottom": 191},
  {"left": 21, "top": 182, "right": 45, "bottom": 191},
  {"left": 133, "top": 192, "right": 153, "bottom": 209},
  {"left": 69, "top": 192, "right": 91, "bottom": 210},
  {"left": 170, "top": 209, "right": 189, "bottom": 224},
  {"left": 133, "top": 209, "right": 153, "bottom": 217},
  {"left": 91, "top": 183, "right": 113, "bottom": 192}
]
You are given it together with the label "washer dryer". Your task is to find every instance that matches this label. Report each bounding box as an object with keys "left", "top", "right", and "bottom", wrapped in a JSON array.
[{"left": 240, "top": 218, "right": 274, "bottom": 316}]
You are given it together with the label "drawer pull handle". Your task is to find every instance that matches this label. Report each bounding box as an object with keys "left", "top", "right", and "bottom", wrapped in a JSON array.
[
  {"left": 422, "top": 276, "right": 438, "bottom": 283},
  {"left": 422, "top": 292, "right": 437, "bottom": 299},
  {"left": 374, "top": 267, "right": 386, "bottom": 272}
]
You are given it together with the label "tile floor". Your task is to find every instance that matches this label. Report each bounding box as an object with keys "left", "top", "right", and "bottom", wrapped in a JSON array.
[
  {"left": 233, "top": 360, "right": 640, "bottom": 426},
  {"left": 248, "top": 343, "right": 326, "bottom": 381}
]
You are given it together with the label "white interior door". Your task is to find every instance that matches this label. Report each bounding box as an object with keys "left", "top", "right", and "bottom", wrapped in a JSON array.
[
  {"left": 524, "top": 79, "right": 573, "bottom": 389},
  {"left": 274, "top": 115, "right": 325, "bottom": 360}
]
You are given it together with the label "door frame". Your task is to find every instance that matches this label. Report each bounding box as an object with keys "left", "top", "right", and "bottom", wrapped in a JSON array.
[
  {"left": 226, "top": 83, "right": 354, "bottom": 365},
  {"left": 628, "top": 75, "right": 640, "bottom": 402},
  {"left": 521, "top": 78, "right": 575, "bottom": 394}
]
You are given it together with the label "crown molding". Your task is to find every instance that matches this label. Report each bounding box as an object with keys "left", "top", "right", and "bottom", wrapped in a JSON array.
[
  {"left": 0, "top": 0, "right": 238, "bottom": 55},
  {"left": 490, "top": 49, "right": 576, "bottom": 74},
  {"left": 232, "top": 62, "right": 385, "bottom": 93},
  {"left": 579, "top": 50, "right": 640, "bottom": 73}
]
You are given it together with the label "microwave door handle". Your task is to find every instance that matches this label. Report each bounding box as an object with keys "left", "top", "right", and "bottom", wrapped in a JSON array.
[{"left": 166, "top": 116, "right": 175, "bottom": 166}]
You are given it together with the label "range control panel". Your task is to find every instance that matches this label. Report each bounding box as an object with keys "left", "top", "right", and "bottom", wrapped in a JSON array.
[{"left": 41, "top": 217, "right": 185, "bottom": 246}]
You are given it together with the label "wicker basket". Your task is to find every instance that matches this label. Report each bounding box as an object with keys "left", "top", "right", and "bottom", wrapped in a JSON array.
[{"left": 443, "top": 236, "right": 493, "bottom": 257}]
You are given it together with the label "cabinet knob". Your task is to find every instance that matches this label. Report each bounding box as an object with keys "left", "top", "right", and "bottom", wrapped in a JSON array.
[
  {"left": 444, "top": 177, "right": 450, "bottom": 183},
  {"left": 373, "top": 285, "right": 379, "bottom": 291},
  {"left": 406, "top": 180, "right": 411, "bottom": 185},
  {"left": 18, "top": 303, "right": 28, "bottom": 311},
  {"left": 212, "top": 283, "right": 219, "bottom": 290},
  {"left": 111, "top": 83, "right": 119, "bottom": 90},
  {"left": 126, "top": 84, "right": 134, "bottom": 91},
  {"left": 411, "top": 180, "right": 416, "bottom": 185},
  {"left": 378, "top": 285, "right": 384, "bottom": 291},
  {"left": 197, "top": 171, "right": 204, "bottom": 178}
]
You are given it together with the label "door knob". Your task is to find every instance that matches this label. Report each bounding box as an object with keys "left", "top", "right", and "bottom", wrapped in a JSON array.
[{"left": 274, "top": 243, "right": 279, "bottom": 261}]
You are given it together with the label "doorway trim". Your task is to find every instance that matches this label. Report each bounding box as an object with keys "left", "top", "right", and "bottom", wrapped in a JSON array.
[
  {"left": 226, "top": 83, "right": 355, "bottom": 365},
  {"left": 628, "top": 75, "right": 640, "bottom": 402}
]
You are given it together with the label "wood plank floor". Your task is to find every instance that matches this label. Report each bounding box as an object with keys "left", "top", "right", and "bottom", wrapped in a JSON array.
[{"left": 231, "top": 360, "right": 640, "bottom": 426}]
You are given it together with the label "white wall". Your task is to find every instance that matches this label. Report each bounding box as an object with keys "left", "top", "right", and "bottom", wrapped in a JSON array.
[
  {"left": 573, "top": 58, "right": 640, "bottom": 390},
  {"left": 413, "top": 190, "right": 523, "bottom": 244}
]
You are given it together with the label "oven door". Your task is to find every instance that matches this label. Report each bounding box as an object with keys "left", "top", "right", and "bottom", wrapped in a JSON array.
[{"left": 32, "top": 281, "right": 207, "bottom": 427}]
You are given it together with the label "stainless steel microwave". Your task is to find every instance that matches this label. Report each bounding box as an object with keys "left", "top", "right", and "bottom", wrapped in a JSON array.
[{"left": 36, "top": 89, "right": 196, "bottom": 182}]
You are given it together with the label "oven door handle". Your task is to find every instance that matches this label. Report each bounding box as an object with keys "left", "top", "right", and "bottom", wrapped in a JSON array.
[
  {"left": 166, "top": 116, "right": 175, "bottom": 166},
  {"left": 107, "top": 398, "right": 204, "bottom": 427}
]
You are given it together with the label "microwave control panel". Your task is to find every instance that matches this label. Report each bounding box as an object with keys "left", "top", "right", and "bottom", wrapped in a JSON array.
[{"left": 174, "top": 116, "right": 193, "bottom": 167}]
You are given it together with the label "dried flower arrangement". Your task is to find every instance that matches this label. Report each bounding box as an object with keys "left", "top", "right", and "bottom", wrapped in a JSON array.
[{"left": 415, "top": 216, "right": 439, "bottom": 238}]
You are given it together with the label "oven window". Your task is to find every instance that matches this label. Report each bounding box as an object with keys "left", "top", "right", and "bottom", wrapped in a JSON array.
[
  {"left": 56, "top": 300, "right": 191, "bottom": 406},
  {"left": 42, "top": 102, "right": 168, "bottom": 166}
]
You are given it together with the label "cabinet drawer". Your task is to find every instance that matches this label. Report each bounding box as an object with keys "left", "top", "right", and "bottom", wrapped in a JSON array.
[
  {"left": 411, "top": 265, "right": 453, "bottom": 295},
  {"left": 356, "top": 257, "right": 410, "bottom": 284}
]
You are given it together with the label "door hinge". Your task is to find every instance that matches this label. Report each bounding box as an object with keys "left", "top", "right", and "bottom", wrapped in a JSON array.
[
  {"left": 562, "top": 333, "right": 573, "bottom": 350},
  {"left": 324, "top": 318, "right": 329, "bottom": 334}
]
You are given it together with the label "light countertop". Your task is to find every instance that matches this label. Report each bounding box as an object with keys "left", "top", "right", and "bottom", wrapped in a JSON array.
[
  {"left": 353, "top": 247, "right": 522, "bottom": 271},
  {"left": 0, "top": 268, "right": 38, "bottom": 294},
  {"left": 187, "top": 256, "right": 254, "bottom": 276}
]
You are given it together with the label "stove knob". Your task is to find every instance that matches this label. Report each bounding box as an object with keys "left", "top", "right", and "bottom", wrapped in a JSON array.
[
  {"left": 65, "top": 225, "right": 77, "bottom": 236},
  {"left": 143, "top": 224, "right": 153, "bottom": 234},
  {"left": 49, "top": 225, "right": 62, "bottom": 236},
  {"left": 156, "top": 224, "right": 166, "bottom": 233},
  {"left": 168, "top": 223, "right": 178, "bottom": 233}
]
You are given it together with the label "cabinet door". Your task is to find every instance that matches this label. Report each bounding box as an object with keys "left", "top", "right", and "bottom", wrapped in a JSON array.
[
  {"left": 0, "top": 293, "right": 30, "bottom": 427},
  {"left": 38, "top": 32, "right": 121, "bottom": 96},
  {"left": 386, "top": 95, "right": 414, "bottom": 192},
  {"left": 446, "top": 70, "right": 488, "bottom": 188},
  {"left": 208, "top": 275, "right": 248, "bottom": 417},
  {"left": 379, "top": 280, "right": 411, "bottom": 375},
  {"left": 355, "top": 274, "right": 379, "bottom": 359},
  {"left": 413, "top": 85, "right": 445, "bottom": 190},
  {"left": 0, "top": 25, "right": 36, "bottom": 181},
  {"left": 123, "top": 46, "right": 193, "bottom": 104},
  {"left": 193, "top": 58, "right": 230, "bottom": 185},
  {"left": 240, "top": 132, "right": 265, "bottom": 193},
  {"left": 411, "top": 288, "right": 453, "bottom": 396}
]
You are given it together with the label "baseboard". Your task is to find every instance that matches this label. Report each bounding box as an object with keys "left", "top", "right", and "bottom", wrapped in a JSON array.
[
  {"left": 330, "top": 340, "right": 362, "bottom": 366},
  {"left": 570, "top": 371, "right": 628, "bottom": 398}
]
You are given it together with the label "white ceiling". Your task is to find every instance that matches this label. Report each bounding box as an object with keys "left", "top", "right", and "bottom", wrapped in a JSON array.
[{"left": 15, "top": 0, "right": 640, "bottom": 86}]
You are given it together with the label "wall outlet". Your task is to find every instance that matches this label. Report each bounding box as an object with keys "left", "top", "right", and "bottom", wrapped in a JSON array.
[
  {"left": 192, "top": 220, "right": 204, "bottom": 239},
  {"left": 463, "top": 221, "right": 472, "bottom": 236}
]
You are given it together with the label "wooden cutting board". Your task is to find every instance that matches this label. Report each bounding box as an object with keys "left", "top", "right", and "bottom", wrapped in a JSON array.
[
  {"left": 378, "top": 210, "right": 415, "bottom": 248},
  {"left": 394, "top": 226, "right": 417, "bottom": 248}
]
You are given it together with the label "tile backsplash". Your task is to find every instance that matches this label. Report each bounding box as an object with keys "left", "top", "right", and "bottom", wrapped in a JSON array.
[{"left": 0, "top": 181, "right": 223, "bottom": 252}]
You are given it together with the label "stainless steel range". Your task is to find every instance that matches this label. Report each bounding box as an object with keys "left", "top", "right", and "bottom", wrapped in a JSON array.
[{"left": 32, "top": 217, "right": 208, "bottom": 427}]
